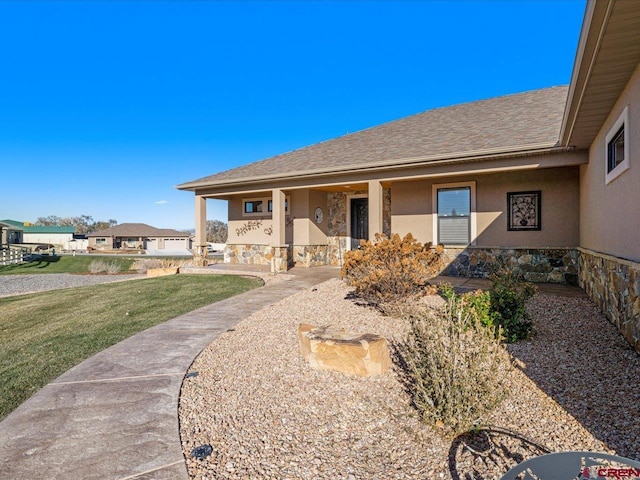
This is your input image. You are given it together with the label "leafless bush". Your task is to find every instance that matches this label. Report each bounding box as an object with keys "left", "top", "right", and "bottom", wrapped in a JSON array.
[
  {"left": 399, "top": 293, "right": 509, "bottom": 438},
  {"left": 342, "top": 233, "right": 443, "bottom": 311}
]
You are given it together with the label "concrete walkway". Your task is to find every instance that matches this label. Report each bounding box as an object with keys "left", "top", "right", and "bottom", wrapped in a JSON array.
[{"left": 0, "top": 266, "right": 340, "bottom": 480}]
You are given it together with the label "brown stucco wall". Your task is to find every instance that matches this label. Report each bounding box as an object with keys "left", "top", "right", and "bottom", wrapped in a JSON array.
[
  {"left": 227, "top": 192, "right": 294, "bottom": 245},
  {"left": 576, "top": 63, "right": 640, "bottom": 354},
  {"left": 308, "top": 190, "right": 329, "bottom": 244},
  {"left": 391, "top": 166, "right": 580, "bottom": 248},
  {"left": 580, "top": 62, "right": 640, "bottom": 263}
]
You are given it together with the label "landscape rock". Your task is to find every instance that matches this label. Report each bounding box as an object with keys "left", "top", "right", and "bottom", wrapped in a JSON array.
[
  {"left": 298, "top": 324, "right": 391, "bottom": 377},
  {"left": 146, "top": 267, "right": 179, "bottom": 278}
]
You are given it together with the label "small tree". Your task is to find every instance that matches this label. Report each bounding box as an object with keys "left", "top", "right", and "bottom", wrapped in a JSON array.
[
  {"left": 206, "top": 220, "right": 228, "bottom": 243},
  {"left": 35, "top": 215, "right": 117, "bottom": 234}
]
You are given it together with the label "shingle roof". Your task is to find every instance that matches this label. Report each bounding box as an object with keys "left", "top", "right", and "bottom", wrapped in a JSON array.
[
  {"left": 87, "top": 223, "right": 189, "bottom": 238},
  {"left": 178, "top": 86, "right": 568, "bottom": 189}
]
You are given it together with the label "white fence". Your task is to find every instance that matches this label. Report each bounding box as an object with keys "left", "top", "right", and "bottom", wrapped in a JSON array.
[{"left": 0, "top": 246, "right": 27, "bottom": 265}]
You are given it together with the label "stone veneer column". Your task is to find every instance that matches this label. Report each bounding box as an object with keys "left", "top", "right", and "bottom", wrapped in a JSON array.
[
  {"left": 193, "top": 195, "right": 208, "bottom": 267},
  {"left": 271, "top": 246, "right": 289, "bottom": 273}
]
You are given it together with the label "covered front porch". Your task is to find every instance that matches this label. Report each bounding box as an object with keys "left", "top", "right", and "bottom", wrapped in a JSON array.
[
  {"left": 192, "top": 180, "right": 391, "bottom": 272},
  {"left": 190, "top": 153, "right": 586, "bottom": 281}
]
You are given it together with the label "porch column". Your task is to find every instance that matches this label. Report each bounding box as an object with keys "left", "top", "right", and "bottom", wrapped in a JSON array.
[
  {"left": 368, "top": 180, "right": 383, "bottom": 241},
  {"left": 194, "top": 194, "right": 208, "bottom": 266},
  {"left": 270, "top": 188, "right": 288, "bottom": 272}
]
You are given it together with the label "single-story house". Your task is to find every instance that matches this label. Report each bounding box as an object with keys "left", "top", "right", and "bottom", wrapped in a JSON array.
[
  {"left": 0, "top": 221, "right": 23, "bottom": 248},
  {"left": 87, "top": 223, "right": 192, "bottom": 251},
  {"left": 177, "top": 0, "right": 640, "bottom": 351},
  {"left": 1, "top": 219, "right": 75, "bottom": 247}
]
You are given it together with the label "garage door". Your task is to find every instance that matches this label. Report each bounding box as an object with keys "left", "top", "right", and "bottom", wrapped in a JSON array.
[{"left": 163, "top": 238, "right": 186, "bottom": 249}]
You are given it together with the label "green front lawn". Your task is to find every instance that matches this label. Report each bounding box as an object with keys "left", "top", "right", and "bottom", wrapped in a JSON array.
[
  {"left": 0, "top": 255, "right": 135, "bottom": 274},
  {"left": 0, "top": 274, "right": 262, "bottom": 419}
]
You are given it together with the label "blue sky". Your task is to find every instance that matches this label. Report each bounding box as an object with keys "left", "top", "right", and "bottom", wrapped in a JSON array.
[{"left": 0, "top": 0, "right": 586, "bottom": 229}]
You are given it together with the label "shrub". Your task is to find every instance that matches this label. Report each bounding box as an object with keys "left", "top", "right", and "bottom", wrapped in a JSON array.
[
  {"left": 88, "top": 259, "right": 121, "bottom": 274},
  {"left": 439, "top": 273, "right": 537, "bottom": 343},
  {"left": 401, "top": 291, "right": 508, "bottom": 438},
  {"left": 489, "top": 272, "right": 537, "bottom": 343},
  {"left": 131, "top": 258, "right": 194, "bottom": 273},
  {"left": 104, "top": 262, "right": 122, "bottom": 274},
  {"left": 341, "top": 233, "right": 443, "bottom": 309},
  {"left": 439, "top": 284, "right": 492, "bottom": 328},
  {"left": 88, "top": 259, "right": 108, "bottom": 273}
]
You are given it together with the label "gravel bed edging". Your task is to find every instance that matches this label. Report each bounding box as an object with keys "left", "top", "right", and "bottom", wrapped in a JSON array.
[
  {"left": 179, "top": 278, "right": 640, "bottom": 479},
  {"left": 0, "top": 273, "right": 146, "bottom": 298}
]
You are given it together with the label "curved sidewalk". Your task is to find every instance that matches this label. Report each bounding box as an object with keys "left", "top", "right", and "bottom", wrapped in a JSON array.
[{"left": 0, "top": 266, "right": 340, "bottom": 480}]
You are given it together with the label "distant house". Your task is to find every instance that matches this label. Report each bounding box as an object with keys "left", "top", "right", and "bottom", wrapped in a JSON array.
[
  {"left": 0, "top": 221, "right": 23, "bottom": 248},
  {"left": 178, "top": 1, "right": 640, "bottom": 352},
  {"left": 1, "top": 220, "right": 75, "bottom": 246},
  {"left": 87, "top": 223, "right": 192, "bottom": 251}
]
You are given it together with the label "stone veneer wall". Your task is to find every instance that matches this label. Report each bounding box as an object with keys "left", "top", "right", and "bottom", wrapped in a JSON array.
[
  {"left": 225, "top": 244, "right": 294, "bottom": 272},
  {"left": 225, "top": 244, "right": 271, "bottom": 266},
  {"left": 440, "top": 247, "right": 579, "bottom": 284},
  {"left": 579, "top": 248, "right": 640, "bottom": 352},
  {"left": 293, "top": 245, "right": 328, "bottom": 267},
  {"left": 324, "top": 189, "right": 391, "bottom": 267}
]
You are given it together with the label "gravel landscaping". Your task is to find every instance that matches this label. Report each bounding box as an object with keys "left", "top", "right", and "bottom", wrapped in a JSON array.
[
  {"left": 179, "top": 278, "right": 640, "bottom": 479},
  {"left": 0, "top": 273, "right": 145, "bottom": 298}
]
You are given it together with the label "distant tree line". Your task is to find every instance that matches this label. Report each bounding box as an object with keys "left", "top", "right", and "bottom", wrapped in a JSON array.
[
  {"left": 206, "top": 220, "right": 228, "bottom": 243},
  {"left": 36, "top": 215, "right": 118, "bottom": 235}
]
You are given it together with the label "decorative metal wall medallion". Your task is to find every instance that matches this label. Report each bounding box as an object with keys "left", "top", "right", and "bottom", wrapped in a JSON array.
[{"left": 507, "top": 191, "right": 541, "bottom": 231}]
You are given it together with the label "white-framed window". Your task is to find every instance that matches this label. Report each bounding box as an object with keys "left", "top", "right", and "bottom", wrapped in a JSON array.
[
  {"left": 432, "top": 181, "right": 476, "bottom": 246},
  {"left": 243, "top": 196, "right": 290, "bottom": 217},
  {"left": 605, "top": 106, "right": 629, "bottom": 185},
  {"left": 95, "top": 238, "right": 107, "bottom": 245}
]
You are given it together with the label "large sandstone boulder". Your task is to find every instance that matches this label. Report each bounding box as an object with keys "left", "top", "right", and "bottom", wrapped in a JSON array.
[
  {"left": 298, "top": 324, "right": 391, "bottom": 377},
  {"left": 146, "top": 267, "right": 179, "bottom": 278}
]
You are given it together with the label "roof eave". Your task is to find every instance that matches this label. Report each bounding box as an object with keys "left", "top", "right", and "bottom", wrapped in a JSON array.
[
  {"left": 560, "top": 0, "right": 640, "bottom": 148},
  {"left": 176, "top": 142, "right": 563, "bottom": 192}
]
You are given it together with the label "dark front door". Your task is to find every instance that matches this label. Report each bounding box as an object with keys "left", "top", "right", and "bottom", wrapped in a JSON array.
[{"left": 350, "top": 198, "right": 368, "bottom": 249}]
